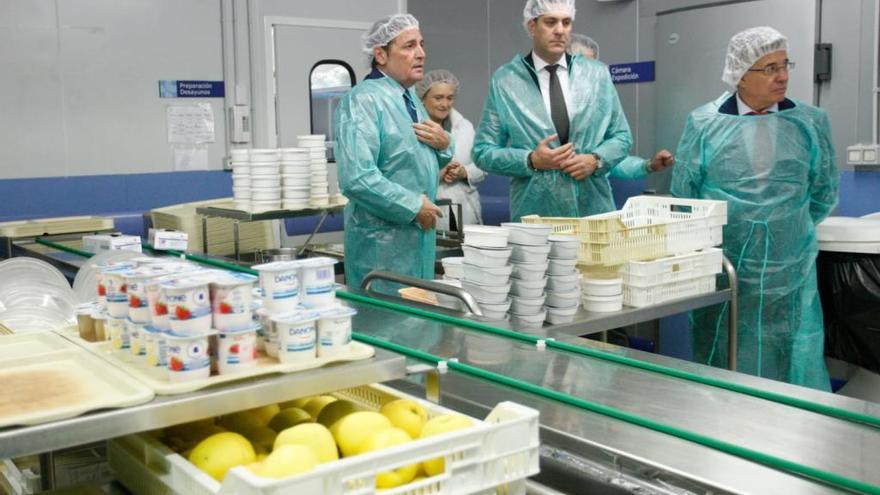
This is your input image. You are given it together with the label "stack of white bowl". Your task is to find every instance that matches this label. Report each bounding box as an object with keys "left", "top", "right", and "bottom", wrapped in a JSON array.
[
  {"left": 230, "top": 149, "right": 250, "bottom": 210},
  {"left": 544, "top": 235, "right": 581, "bottom": 323},
  {"left": 502, "top": 223, "right": 552, "bottom": 329},
  {"left": 460, "top": 226, "right": 512, "bottom": 320},
  {"left": 248, "top": 149, "right": 281, "bottom": 212},
  {"left": 582, "top": 276, "right": 623, "bottom": 312},
  {"left": 280, "top": 147, "right": 311, "bottom": 210},
  {"left": 297, "top": 135, "right": 330, "bottom": 208}
]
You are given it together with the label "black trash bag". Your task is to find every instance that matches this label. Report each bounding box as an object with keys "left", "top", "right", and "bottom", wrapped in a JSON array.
[{"left": 817, "top": 251, "right": 880, "bottom": 374}]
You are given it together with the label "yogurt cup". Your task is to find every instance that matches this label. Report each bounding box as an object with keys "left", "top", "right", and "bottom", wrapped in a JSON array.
[
  {"left": 253, "top": 261, "right": 301, "bottom": 313},
  {"left": 256, "top": 308, "right": 278, "bottom": 357},
  {"left": 164, "top": 329, "right": 216, "bottom": 382},
  {"left": 106, "top": 315, "right": 129, "bottom": 350},
  {"left": 210, "top": 272, "right": 258, "bottom": 330},
  {"left": 299, "top": 257, "right": 338, "bottom": 309},
  {"left": 216, "top": 324, "right": 259, "bottom": 374},
  {"left": 125, "top": 270, "right": 158, "bottom": 323},
  {"left": 162, "top": 278, "right": 212, "bottom": 335},
  {"left": 75, "top": 302, "right": 97, "bottom": 342},
  {"left": 127, "top": 319, "right": 147, "bottom": 357},
  {"left": 272, "top": 311, "right": 319, "bottom": 364},
  {"left": 102, "top": 266, "right": 133, "bottom": 318},
  {"left": 316, "top": 306, "right": 356, "bottom": 358},
  {"left": 91, "top": 310, "right": 108, "bottom": 341},
  {"left": 96, "top": 261, "right": 136, "bottom": 306},
  {"left": 142, "top": 325, "right": 167, "bottom": 367}
]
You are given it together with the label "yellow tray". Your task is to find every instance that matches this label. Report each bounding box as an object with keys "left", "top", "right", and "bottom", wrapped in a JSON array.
[{"left": 0, "top": 216, "right": 113, "bottom": 238}]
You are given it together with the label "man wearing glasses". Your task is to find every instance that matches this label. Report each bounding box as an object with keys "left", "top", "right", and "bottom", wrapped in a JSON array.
[{"left": 671, "top": 27, "right": 839, "bottom": 391}]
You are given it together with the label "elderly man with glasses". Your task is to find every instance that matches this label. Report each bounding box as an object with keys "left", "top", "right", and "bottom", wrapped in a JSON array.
[{"left": 671, "top": 27, "right": 839, "bottom": 391}]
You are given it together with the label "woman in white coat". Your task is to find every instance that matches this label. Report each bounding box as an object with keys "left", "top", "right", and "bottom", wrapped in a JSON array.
[{"left": 415, "top": 70, "right": 485, "bottom": 231}]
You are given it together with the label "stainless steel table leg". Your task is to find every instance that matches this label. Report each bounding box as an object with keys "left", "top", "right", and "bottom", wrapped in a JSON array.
[
  {"left": 297, "top": 210, "right": 330, "bottom": 257},
  {"left": 600, "top": 331, "right": 608, "bottom": 343},
  {"left": 39, "top": 451, "right": 55, "bottom": 490},
  {"left": 233, "top": 220, "right": 240, "bottom": 261},
  {"left": 722, "top": 255, "right": 738, "bottom": 371},
  {"left": 201, "top": 216, "right": 208, "bottom": 254}
]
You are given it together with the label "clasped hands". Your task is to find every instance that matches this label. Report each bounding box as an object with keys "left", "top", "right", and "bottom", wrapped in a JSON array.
[{"left": 529, "top": 134, "right": 598, "bottom": 181}]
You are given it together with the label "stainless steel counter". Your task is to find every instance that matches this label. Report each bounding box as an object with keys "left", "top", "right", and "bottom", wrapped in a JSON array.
[{"left": 341, "top": 288, "right": 880, "bottom": 494}]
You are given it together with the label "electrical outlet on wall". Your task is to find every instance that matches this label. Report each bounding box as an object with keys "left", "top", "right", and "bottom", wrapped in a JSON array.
[{"left": 847, "top": 144, "right": 880, "bottom": 166}]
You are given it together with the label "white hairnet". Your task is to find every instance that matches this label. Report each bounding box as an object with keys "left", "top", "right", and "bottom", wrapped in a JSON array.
[
  {"left": 570, "top": 33, "right": 599, "bottom": 59},
  {"left": 522, "top": 0, "right": 576, "bottom": 32},
  {"left": 722, "top": 26, "right": 788, "bottom": 87},
  {"left": 414, "top": 69, "right": 460, "bottom": 99},
  {"left": 361, "top": 14, "right": 420, "bottom": 55}
]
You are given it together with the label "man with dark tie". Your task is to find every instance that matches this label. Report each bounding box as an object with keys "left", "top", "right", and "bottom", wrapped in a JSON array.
[
  {"left": 671, "top": 27, "right": 839, "bottom": 391},
  {"left": 473, "top": 0, "right": 632, "bottom": 221},
  {"left": 334, "top": 14, "right": 453, "bottom": 294}
]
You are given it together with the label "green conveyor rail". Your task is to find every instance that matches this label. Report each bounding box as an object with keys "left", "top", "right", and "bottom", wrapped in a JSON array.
[
  {"left": 34, "top": 238, "right": 95, "bottom": 258},
  {"left": 36, "top": 238, "right": 880, "bottom": 430},
  {"left": 354, "top": 332, "right": 880, "bottom": 495}
]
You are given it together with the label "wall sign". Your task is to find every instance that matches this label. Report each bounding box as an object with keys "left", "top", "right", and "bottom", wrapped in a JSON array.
[
  {"left": 159, "top": 80, "right": 225, "bottom": 98},
  {"left": 609, "top": 61, "right": 655, "bottom": 84}
]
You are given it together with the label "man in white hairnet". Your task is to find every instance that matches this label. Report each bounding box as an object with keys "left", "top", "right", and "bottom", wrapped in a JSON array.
[
  {"left": 333, "top": 14, "right": 454, "bottom": 294},
  {"left": 671, "top": 27, "right": 838, "bottom": 390},
  {"left": 568, "top": 33, "right": 674, "bottom": 180},
  {"left": 473, "top": 0, "right": 632, "bottom": 221}
]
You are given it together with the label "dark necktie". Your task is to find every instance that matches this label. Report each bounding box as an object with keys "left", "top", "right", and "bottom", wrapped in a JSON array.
[
  {"left": 403, "top": 91, "right": 418, "bottom": 123},
  {"left": 545, "top": 64, "right": 569, "bottom": 144}
]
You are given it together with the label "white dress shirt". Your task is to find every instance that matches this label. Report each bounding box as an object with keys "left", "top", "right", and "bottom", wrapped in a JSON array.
[
  {"left": 532, "top": 52, "right": 572, "bottom": 121},
  {"left": 736, "top": 92, "right": 779, "bottom": 115}
]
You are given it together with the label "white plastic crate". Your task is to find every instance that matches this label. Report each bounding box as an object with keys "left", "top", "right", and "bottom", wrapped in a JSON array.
[
  {"left": 524, "top": 197, "right": 727, "bottom": 266},
  {"left": 109, "top": 384, "right": 539, "bottom": 495},
  {"left": 623, "top": 275, "right": 718, "bottom": 308},
  {"left": 621, "top": 248, "right": 723, "bottom": 288}
]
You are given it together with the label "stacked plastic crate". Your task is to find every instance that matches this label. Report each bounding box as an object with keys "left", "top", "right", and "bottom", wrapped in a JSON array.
[{"left": 523, "top": 196, "right": 728, "bottom": 310}]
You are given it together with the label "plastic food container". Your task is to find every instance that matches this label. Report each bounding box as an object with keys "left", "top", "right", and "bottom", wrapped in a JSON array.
[
  {"left": 250, "top": 176, "right": 281, "bottom": 188},
  {"left": 477, "top": 298, "right": 511, "bottom": 320},
  {"left": 463, "top": 225, "right": 510, "bottom": 249},
  {"left": 462, "top": 280, "right": 511, "bottom": 304},
  {"left": 510, "top": 310, "right": 546, "bottom": 330},
  {"left": 509, "top": 277, "right": 548, "bottom": 298},
  {"left": 91, "top": 310, "right": 107, "bottom": 341},
  {"left": 548, "top": 235, "right": 579, "bottom": 259},
  {"left": 216, "top": 324, "right": 259, "bottom": 374},
  {"left": 547, "top": 257, "right": 578, "bottom": 276},
  {"left": 510, "top": 262, "right": 548, "bottom": 281},
  {"left": 299, "top": 257, "right": 338, "bottom": 309},
  {"left": 462, "top": 245, "right": 512, "bottom": 268},
  {"left": 462, "top": 263, "right": 513, "bottom": 286},
  {"left": 582, "top": 293, "right": 623, "bottom": 313},
  {"left": 106, "top": 315, "right": 129, "bottom": 350},
  {"left": 431, "top": 279, "right": 462, "bottom": 310},
  {"left": 441, "top": 256, "right": 464, "bottom": 279},
  {"left": 256, "top": 308, "right": 278, "bottom": 358},
  {"left": 162, "top": 278, "right": 212, "bottom": 335},
  {"left": 272, "top": 311, "right": 319, "bottom": 364},
  {"left": 210, "top": 272, "right": 257, "bottom": 331},
  {"left": 252, "top": 261, "right": 301, "bottom": 313},
  {"left": 146, "top": 275, "right": 182, "bottom": 331},
  {"left": 510, "top": 294, "right": 546, "bottom": 315},
  {"left": 127, "top": 319, "right": 146, "bottom": 357},
  {"left": 282, "top": 187, "right": 310, "bottom": 199},
  {"left": 142, "top": 325, "right": 167, "bottom": 367},
  {"left": 124, "top": 271, "right": 157, "bottom": 324},
  {"left": 164, "top": 329, "right": 215, "bottom": 382},
  {"left": 501, "top": 222, "right": 552, "bottom": 246},
  {"left": 546, "top": 272, "right": 580, "bottom": 293},
  {"left": 545, "top": 304, "right": 579, "bottom": 324},
  {"left": 317, "top": 306, "right": 357, "bottom": 358},
  {"left": 249, "top": 163, "right": 280, "bottom": 175},
  {"left": 280, "top": 147, "right": 308, "bottom": 160},
  {"left": 250, "top": 200, "right": 281, "bottom": 213},
  {"left": 250, "top": 187, "right": 281, "bottom": 201},
  {"left": 510, "top": 243, "right": 551, "bottom": 264},
  {"left": 102, "top": 266, "right": 132, "bottom": 318},
  {"left": 581, "top": 277, "right": 623, "bottom": 297},
  {"left": 545, "top": 290, "right": 580, "bottom": 308},
  {"left": 75, "top": 302, "right": 97, "bottom": 342}
]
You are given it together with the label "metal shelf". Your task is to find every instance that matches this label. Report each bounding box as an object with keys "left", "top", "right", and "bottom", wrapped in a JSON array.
[{"left": 0, "top": 349, "right": 405, "bottom": 459}]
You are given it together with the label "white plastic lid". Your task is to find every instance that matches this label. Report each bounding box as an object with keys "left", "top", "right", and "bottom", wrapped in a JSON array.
[
  {"left": 211, "top": 272, "right": 258, "bottom": 286},
  {"left": 271, "top": 311, "right": 320, "bottom": 324},
  {"left": 501, "top": 222, "right": 553, "bottom": 231},
  {"left": 299, "top": 256, "right": 338, "bottom": 268},
  {"left": 252, "top": 260, "right": 301, "bottom": 272},
  {"left": 163, "top": 328, "right": 218, "bottom": 340},
  {"left": 816, "top": 216, "right": 880, "bottom": 243},
  {"left": 464, "top": 225, "right": 510, "bottom": 237},
  {"left": 441, "top": 256, "right": 463, "bottom": 266}
]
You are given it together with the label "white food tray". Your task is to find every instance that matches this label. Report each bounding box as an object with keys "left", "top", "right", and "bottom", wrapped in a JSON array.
[
  {"left": 623, "top": 275, "right": 718, "bottom": 308},
  {"left": 621, "top": 248, "right": 723, "bottom": 287}
]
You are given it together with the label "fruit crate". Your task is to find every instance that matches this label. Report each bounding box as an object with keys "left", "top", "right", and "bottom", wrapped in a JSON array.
[
  {"left": 108, "top": 383, "right": 539, "bottom": 495},
  {"left": 523, "top": 196, "right": 727, "bottom": 266},
  {"left": 621, "top": 248, "right": 723, "bottom": 288},
  {"left": 623, "top": 274, "right": 718, "bottom": 308}
]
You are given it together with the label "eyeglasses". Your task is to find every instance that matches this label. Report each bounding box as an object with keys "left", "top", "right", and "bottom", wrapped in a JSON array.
[{"left": 747, "top": 61, "right": 795, "bottom": 77}]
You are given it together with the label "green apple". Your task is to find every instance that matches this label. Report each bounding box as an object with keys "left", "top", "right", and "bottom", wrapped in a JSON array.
[
  {"left": 274, "top": 423, "right": 339, "bottom": 463},
  {"left": 252, "top": 444, "right": 317, "bottom": 479},
  {"left": 218, "top": 411, "right": 264, "bottom": 435},
  {"left": 278, "top": 396, "right": 314, "bottom": 410},
  {"left": 246, "top": 404, "right": 281, "bottom": 425},
  {"left": 419, "top": 414, "right": 473, "bottom": 476},
  {"left": 359, "top": 427, "right": 417, "bottom": 488},
  {"left": 302, "top": 395, "right": 338, "bottom": 420},
  {"left": 316, "top": 400, "right": 364, "bottom": 430},
  {"left": 331, "top": 411, "right": 392, "bottom": 457},
  {"left": 242, "top": 425, "right": 277, "bottom": 455},
  {"left": 268, "top": 407, "right": 313, "bottom": 432},
  {"left": 380, "top": 399, "right": 428, "bottom": 438}
]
